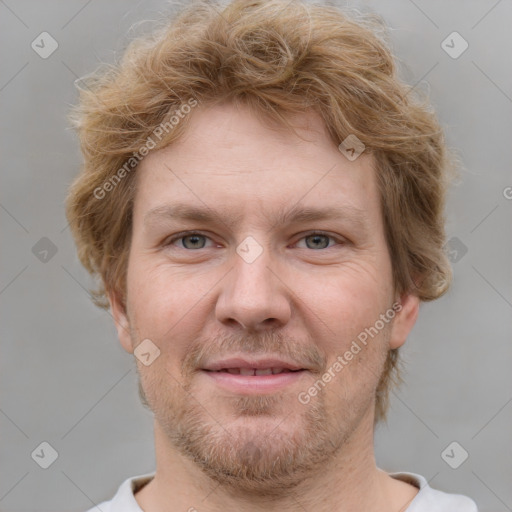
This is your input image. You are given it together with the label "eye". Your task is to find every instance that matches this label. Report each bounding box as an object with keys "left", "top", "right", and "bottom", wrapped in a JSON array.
[
  {"left": 294, "top": 231, "right": 343, "bottom": 250},
  {"left": 164, "top": 232, "right": 215, "bottom": 250},
  {"left": 163, "top": 231, "right": 345, "bottom": 251}
]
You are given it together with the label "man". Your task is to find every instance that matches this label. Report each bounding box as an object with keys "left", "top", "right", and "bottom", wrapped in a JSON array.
[{"left": 65, "top": 0, "right": 478, "bottom": 510}]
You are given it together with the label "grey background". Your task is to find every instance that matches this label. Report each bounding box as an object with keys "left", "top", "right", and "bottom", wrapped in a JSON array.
[{"left": 1, "top": 0, "right": 511, "bottom": 511}]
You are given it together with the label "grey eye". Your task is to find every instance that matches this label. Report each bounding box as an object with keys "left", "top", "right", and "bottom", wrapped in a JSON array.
[
  {"left": 181, "top": 234, "right": 207, "bottom": 249},
  {"left": 303, "top": 234, "right": 332, "bottom": 250}
]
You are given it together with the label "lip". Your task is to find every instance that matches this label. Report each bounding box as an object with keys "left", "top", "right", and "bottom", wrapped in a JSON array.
[
  {"left": 202, "top": 357, "right": 304, "bottom": 372},
  {"left": 201, "top": 368, "right": 308, "bottom": 394}
]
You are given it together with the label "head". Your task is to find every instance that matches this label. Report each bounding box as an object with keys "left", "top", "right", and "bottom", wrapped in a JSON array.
[{"left": 66, "top": 0, "right": 454, "bottom": 494}]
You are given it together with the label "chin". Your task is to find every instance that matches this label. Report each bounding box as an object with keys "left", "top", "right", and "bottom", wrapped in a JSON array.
[{"left": 159, "top": 391, "right": 342, "bottom": 497}]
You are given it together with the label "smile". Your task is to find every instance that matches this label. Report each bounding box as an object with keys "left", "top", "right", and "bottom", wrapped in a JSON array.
[
  {"left": 201, "top": 368, "right": 307, "bottom": 394},
  {"left": 206, "top": 367, "right": 299, "bottom": 376}
]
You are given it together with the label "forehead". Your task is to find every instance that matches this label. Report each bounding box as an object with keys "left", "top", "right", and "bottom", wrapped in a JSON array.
[{"left": 134, "top": 102, "right": 380, "bottom": 230}]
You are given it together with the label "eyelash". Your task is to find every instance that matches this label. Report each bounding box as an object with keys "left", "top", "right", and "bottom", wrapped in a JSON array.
[{"left": 163, "top": 231, "right": 345, "bottom": 250}]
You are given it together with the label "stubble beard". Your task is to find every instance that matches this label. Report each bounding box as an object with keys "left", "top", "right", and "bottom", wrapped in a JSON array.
[
  {"left": 148, "top": 373, "right": 350, "bottom": 498},
  {"left": 134, "top": 329, "right": 372, "bottom": 497}
]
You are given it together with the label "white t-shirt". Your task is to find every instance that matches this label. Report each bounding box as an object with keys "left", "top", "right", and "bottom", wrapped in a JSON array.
[{"left": 86, "top": 470, "right": 478, "bottom": 511}]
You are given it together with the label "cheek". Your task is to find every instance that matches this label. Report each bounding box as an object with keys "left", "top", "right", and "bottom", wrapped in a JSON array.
[
  {"left": 126, "top": 259, "right": 216, "bottom": 356},
  {"left": 318, "top": 323, "right": 391, "bottom": 423},
  {"left": 128, "top": 258, "right": 183, "bottom": 318},
  {"left": 298, "top": 262, "right": 391, "bottom": 350},
  {"left": 299, "top": 264, "right": 393, "bottom": 405}
]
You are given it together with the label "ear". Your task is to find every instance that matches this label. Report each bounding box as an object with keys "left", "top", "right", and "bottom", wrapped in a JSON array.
[
  {"left": 108, "top": 288, "right": 134, "bottom": 354},
  {"left": 389, "top": 291, "right": 420, "bottom": 350}
]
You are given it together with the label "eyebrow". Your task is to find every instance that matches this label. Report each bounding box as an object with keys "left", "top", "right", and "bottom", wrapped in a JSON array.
[{"left": 143, "top": 202, "right": 369, "bottom": 232}]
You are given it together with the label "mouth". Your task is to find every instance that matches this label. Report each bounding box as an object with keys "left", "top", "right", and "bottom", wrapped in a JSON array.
[
  {"left": 204, "top": 367, "right": 301, "bottom": 376},
  {"left": 200, "top": 357, "right": 308, "bottom": 394}
]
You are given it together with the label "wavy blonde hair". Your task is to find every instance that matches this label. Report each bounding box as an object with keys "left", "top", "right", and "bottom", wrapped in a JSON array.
[{"left": 65, "top": 0, "right": 456, "bottom": 423}]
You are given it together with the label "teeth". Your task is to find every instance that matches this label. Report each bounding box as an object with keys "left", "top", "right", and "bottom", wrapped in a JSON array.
[
  {"left": 255, "top": 368, "right": 272, "bottom": 376},
  {"left": 218, "top": 367, "right": 297, "bottom": 375}
]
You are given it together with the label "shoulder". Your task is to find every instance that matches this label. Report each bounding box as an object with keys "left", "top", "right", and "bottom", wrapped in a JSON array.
[
  {"left": 390, "top": 471, "right": 478, "bottom": 512},
  {"left": 85, "top": 500, "right": 112, "bottom": 512},
  {"left": 84, "top": 472, "right": 155, "bottom": 512}
]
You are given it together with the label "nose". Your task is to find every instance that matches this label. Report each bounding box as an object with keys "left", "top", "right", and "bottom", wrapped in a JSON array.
[{"left": 215, "top": 246, "right": 292, "bottom": 332}]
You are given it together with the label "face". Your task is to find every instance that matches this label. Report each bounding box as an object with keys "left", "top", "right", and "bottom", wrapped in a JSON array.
[{"left": 110, "top": 102, "right": 419, "bottom": 494}]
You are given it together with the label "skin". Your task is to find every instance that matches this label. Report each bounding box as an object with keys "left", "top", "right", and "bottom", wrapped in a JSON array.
[{"left": 110, "top": 101, "right": 421, "bottom": 512}]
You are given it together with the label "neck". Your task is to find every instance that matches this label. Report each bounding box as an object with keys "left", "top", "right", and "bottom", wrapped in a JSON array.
[{"left": 135, "top": 409, "right": 418, "bottom": 512}]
